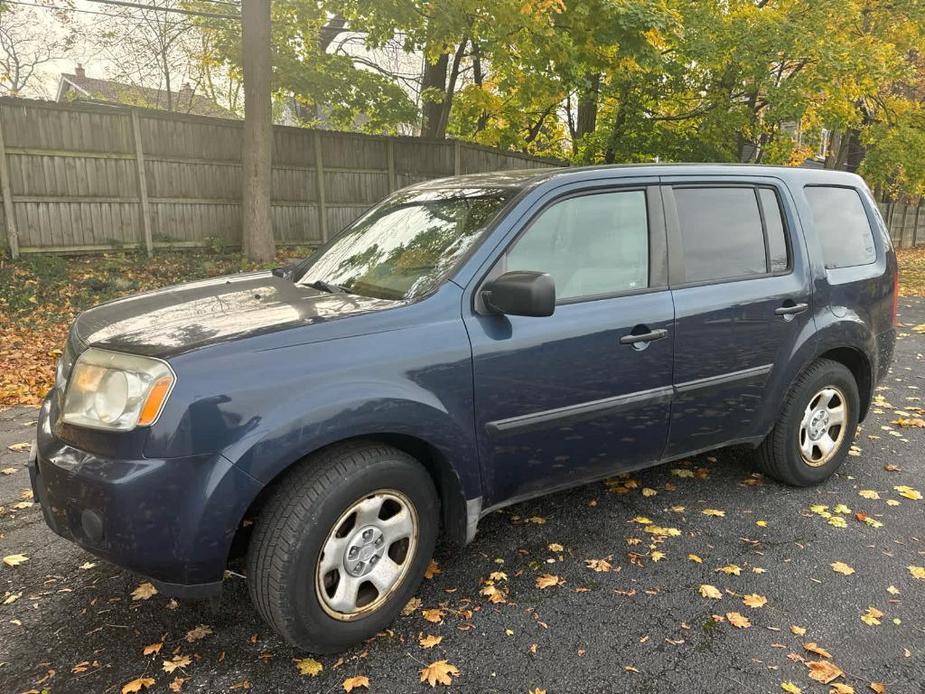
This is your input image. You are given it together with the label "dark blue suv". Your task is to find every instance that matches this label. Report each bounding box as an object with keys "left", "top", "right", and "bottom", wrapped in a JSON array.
[{"left": 30, "top": 164, "right": 897, "bottom": 651}]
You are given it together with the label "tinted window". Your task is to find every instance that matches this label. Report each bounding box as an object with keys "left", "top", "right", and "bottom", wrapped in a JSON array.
[
  {"left": 759, "top": 188, "right": 789, "bottom": 272},
  {"left": 804, "top": 186, "right": 876, "bottom": 268},
  {"left": 506, "top": 190, "right": 648, "bottom": 300},
  {"left": 674, "top": 187, "right": 766, "bottom": 283}
]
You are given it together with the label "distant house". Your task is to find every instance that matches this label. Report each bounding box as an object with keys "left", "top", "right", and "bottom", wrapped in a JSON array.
[{"left": 56, "top": 65, "right": 239, "bottom": 119}]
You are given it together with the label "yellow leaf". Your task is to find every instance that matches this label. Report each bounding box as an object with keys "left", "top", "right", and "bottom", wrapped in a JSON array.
[
  {"left": 726, "top": 612, "right": 751, "bottom": 628},
  {"left": 672, "top": 468, "right": 694, "bottom": 478},
  {"left": 641, "top": 487, "right": 657, "bottom": 497},
  {"left": 780, "top": 682, "right": 802, "bottom": 694},
  {"left": 343, "top": 675, "right": 369, "bottom": 692},
  {"left": 742, "top": 594, "right": 767, "bottom": 608},
  {"left": 143, "top": 642, "right": 163, "bottom": 656},
  {"left": 893, "top": 417, "right": 925, "bottom": 428},
  {"left": 807, "top": 660, "right": 844, "bottom": 684},
  {"left": 526, "top": 516, "right": 546, "bottom": 524},
  {"left": 651, "top": 551, "right": 666, "bottom": 562},
  {"left": 422, "top": 608, "right": 444, "bottom": 624},
  {"left": 702, "top": 509, "right": 725, "bottom": 517},
  {"left": 861, "top": 607, "right": 883, "bottom": 626},
  {"left": 480, "top": 582, "right": 507, "bottom": 604},
  {"left": 858, "top": 490, "right": 880, "bottom": 500},
  {"left": 130, "top": 582, "right": 157, "bottom": 601},
  {"left": 644, "top": 525, "right": 681, "bottom": 537},
  {"left": 419, "top": 660, "right": 459, "bottom": 687},
  {"left": 829, "top": 684, "right": 854, "bottom": 694},
  {"left": 699, "top": 584, "right": 722, "bottom": 600},
  {"left": 162, "top": 655, "right": 191, "bottom": 674},
  {"left": 804, "top": 642, "right": 832, "bottom": 658},
  {"left": 488, "top": 571, "right": 508, "bottom": 582},
  {"left": 79, "top": 562, "right": 96, "bottom": 570},
  {"left": 122, "top": 678, "right": 156, "bottom": 694},
  {"left": 907, "top": 566, "right": 925, "bottom": 580},
  {"left": 419, "top": 634, "right": 443, "bottom": 649},
  {"left": 756, "top": 520, "right": 768, "bottom": 527},
  {"left": 547, "top": 543, "right": 563, "bottom": 552},
  {"left": 716, "top": 564, "right": 742, "bottom": 576},
  {"left": 535, "top": 574, "right": 562, "bottom": 589},
  {"left": 831, "top": 562, "right": 855, "bottom": 576},
  {"left": 688, "top": 554, "right": 703, "bottom": 563},
  {"left": 790, "top": 625, "right": 807, "bottom": 636},
  {"left": 295, "top": 657, "right": 323, "bottom": 677},
  {"left": 869, "top": 682, "right": 886, "bottom": 693},
  {"left": 402, "top": 597, "right": 422, "bottom": 615},
  {"left": 632, "top": 515, "right": 652, "bottom": 525},
  {"left": 894, "top": 485, "right": 922, "bottom": 500},
  {"left": 2, "top": 554, "right": 28, "bottom": 567}
]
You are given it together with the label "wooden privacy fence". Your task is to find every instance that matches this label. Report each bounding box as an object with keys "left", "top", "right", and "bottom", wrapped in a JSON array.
[
  {"left": 877, "top": 200, "right": 925, "bottom": 250},
  {"left": 0, "top": 97, "right": 562, "bottom": 257}
]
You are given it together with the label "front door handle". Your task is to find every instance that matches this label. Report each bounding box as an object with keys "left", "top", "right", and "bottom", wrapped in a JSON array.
[
  {"left": 620, "top": 328, "right": 668, "bottom": 345},
  {"left": 774, "top": 302, "right": 808, "bottom": 317}
]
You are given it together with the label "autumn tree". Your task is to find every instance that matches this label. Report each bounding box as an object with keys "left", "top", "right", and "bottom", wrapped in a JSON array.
[{"left": 0, "top": 3, "right": 75, "bottom": 97}]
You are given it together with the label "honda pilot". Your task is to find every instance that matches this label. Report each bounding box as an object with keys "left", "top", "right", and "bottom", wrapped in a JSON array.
[{"left": 30, "top": 164, "right": 897, "bottom": 652}]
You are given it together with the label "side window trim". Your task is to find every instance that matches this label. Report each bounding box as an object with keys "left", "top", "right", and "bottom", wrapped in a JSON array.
[
  {"left": 663, "top": 183, "right": 793, "bottom": 289},
  {"left": 474, "top": 184, "right": 668, "bottom": 313}
]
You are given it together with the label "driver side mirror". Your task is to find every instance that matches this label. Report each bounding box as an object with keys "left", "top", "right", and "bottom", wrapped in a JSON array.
[{"left": 481, "top": 271, "right": 555, "bottom": 317}]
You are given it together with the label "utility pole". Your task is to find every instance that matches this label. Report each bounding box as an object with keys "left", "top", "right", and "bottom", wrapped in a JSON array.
[{"left": 241, "top": 0, "right": 275, "bottom": 262}]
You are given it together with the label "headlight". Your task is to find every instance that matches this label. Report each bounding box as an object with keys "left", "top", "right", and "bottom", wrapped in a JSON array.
[{"left": 62, "top": 348, "right": 175, "bottom": 431}]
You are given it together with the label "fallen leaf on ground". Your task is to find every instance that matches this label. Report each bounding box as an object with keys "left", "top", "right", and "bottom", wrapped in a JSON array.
[
  {"left": 185, "top": 625, "right": 212, "bottom": 642},
  {"left": 419, "top": 634, "right": 442, "bottom": 649},
  {"left": 831, "top": 562, "right": 855, "bottom": 575},
  {"left": 424, "top": 560, "right": 441, "bottom": 579},
  {"left": 7, "top": 442, "right": 31, "bottom": 451},
  {"left": 908, "top": 566, "right": 925, "bottom": 580},
  {"left": 742, "top": 594, "right": 767, "bottom": 608},
  {"left": 131, "top": 582, "right": 157, "bottom": 601},
  {"left": 122, "top": 678, "right": 156, "bottom": 694},
  {"left": 894, "top": 485, "right": 922, "bottom": 500},
  {"left": 2, "top": 554, "right": 28, "bottom": 567},
  {"left": 861, "top": 607, "right": 883, "bottom": 626},
  {"left": 726, "top": 612, "right": 751, "bottom": 628},
  {"left": 143, "top": 642, "right": 163, "bottom": 656},
  {"left": 343, "top": 675, "right": 369, "bottom": 691},
  {"left": 829, "top": 684, "right": 854, "bottom": 694},
  {"left": 688, "top": 554, "right": 703, "bottom": 563},
  {"left": 699, "top": 584, "right": 722, "bottom": 599},
  {"left": 422, "top": 608, "right": 444, "bottom": 624},
  {"left": 790, "top": 625, "right": 807, "bottom": 636},
  {"left": 804, "top": 642, "right": 832, "bottom": 658},
  {"left": 295, "top": 657, "right": 323, "bottom": 677},
  {"left": 419, "top": 660, "right": 459, "bottom": 687},
  {"left": 716, "top": 564, "right": 742, "bottom": 576},
  {"left": 402, "top": 597, "right": 422, "bottom": 615},
  {"left": 807, "top": 659, "right": 844, "bottom": 684},
  {"left": 858, "top": 490, "right": 880, "bottom": 500},
  {"left": 163, "top": 655, "right": 191, "bottom": 673},
  {"left": 869, "top": 683, "right": 885, "bottom": 693},
  {"left": 585, "top": 558, "right": 612, "bottom": 572},
  {"left": 702, "top": 509, "right": 726, "bottom": 517},
  {"left": 535, "top": 574, "right": 563, "bottom": 589},
  {"left": 1, "top": 467, "right": 17, "bottom": 475},
  {"left": 781, "top": 681, "right": 801, "bottom": 693}
]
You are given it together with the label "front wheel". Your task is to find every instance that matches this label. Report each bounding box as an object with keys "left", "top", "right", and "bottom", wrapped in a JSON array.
[
  {"left": 756, "top": 358, "right": 860, "bottom": 486},
  {"left": 247, "top": 442, "right": 439, "bottom": 652}
]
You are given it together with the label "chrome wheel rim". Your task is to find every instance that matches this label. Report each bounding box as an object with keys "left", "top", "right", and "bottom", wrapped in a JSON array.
[
  {"left": 315, "top": 489, "right": 418, "bottom": 621},
  {"left": 799, "top": 386, "right": 848, "bottom": 467}
]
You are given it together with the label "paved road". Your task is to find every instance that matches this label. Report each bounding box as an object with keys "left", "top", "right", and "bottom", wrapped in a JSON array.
[{"left": 1, "top": 299, "right": 923, "bottom": 694}]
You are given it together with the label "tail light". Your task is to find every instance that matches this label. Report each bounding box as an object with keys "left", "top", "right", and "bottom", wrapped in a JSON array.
[{"left": 892, "top": 270, "right": 900, "bottom": 327}]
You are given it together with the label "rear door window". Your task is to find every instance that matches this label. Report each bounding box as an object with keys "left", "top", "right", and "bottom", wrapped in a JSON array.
[
  {"left": 673, "top": 187, "right": 768, "bottom": 283},
  {"left": 804, "top": 186, "right": 876, "bottom": 268},
  {"left": 759, "top": 188, "right": 789, "bottom": 273}
]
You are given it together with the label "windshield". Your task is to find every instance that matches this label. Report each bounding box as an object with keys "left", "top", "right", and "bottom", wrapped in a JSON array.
[{"left": 296, "top": 188, "right": 514, "bottom": 300}]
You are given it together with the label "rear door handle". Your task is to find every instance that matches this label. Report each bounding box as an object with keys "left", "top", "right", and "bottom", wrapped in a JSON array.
[
  {"left": 620, "top": 328, "right": 668, "bottom": 345},
  {"left": 774, "top": 302, "right": 808, "bottom": 316}
]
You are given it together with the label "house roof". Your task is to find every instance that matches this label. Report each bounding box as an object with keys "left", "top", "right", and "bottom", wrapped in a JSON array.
[{"left": 57, "top": 72, "right": 239, "bottom": 119}]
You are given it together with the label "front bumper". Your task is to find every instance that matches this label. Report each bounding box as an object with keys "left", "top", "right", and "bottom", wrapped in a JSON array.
[{"left": 30, "top": 398, "right": 262, "bottom": 597}]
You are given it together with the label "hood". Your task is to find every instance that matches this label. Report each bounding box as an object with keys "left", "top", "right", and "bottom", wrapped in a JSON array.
[{"left": 73, "top": 271, "right": 402, "bottom": 357}]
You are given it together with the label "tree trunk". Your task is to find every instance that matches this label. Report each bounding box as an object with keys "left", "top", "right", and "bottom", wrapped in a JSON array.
[
  {"left": 241, "top": 0, "right": 275, "bottom": 262},
  {"left": 575, "top": 73, "right": 600, "bottom": 139},
  {"left": 420, "top": 50, "right": 449, "bottom": 139}
]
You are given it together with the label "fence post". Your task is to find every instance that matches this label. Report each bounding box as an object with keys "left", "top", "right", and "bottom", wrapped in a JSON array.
[
  {"left": 453, "top": 140, "right": 461, "bottom": 175},
  {"left": 313, "top": 130, "right": 328, "bottom": 243},
  {"left": 387, "top": 138, "right": 396, "bottom": 193},
  {"left": 130, "top": 110, "right": 154, "bottom": 257},
  {"left": 0, "top": 111, "right": 19, "bottom": 258},
  {"left": 913, "top": 200, "right": 921, "bottom": 248}
]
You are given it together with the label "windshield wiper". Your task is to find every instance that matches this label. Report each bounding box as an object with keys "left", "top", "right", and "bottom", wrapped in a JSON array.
[{"left": 305, "top": 279, "right": 352, "bottom": 294}]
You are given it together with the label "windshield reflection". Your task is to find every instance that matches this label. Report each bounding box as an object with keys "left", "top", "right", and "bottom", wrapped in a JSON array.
[{"left": 298, "top": 188, "right": 513, "bottom": 300}]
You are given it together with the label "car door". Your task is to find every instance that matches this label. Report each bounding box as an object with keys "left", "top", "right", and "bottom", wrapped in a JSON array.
[
  {"left": 463, "top": 182, "right": 674, "bottom": 507},
  {"left": 661, "top": 178, "right": 813, "bottom": 457}
]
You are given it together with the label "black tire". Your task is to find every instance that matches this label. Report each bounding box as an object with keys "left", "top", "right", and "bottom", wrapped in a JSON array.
[
  {"left": 756, "top": 358, "right": 860, "bottom": 486},
  {"left": 247, "top": 441, "right": 439, "bottom": 652}
]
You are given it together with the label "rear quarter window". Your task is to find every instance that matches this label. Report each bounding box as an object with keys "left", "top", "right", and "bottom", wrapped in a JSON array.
[{"left": 804, "top": 186, "right": 876, "bottom": 268}]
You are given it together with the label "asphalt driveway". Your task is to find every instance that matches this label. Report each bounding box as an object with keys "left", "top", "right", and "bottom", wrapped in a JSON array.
[{"left": 1, "top": 299, "right": 923, "bottom": 694}]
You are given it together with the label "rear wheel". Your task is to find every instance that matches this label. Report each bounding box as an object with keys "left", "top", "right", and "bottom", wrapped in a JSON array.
[
  {"left": 756, "top": 359, "right": 859, "bottom": 486},
  {"left": 247, "top": 442, "right": 439, "bottom": 652}
]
